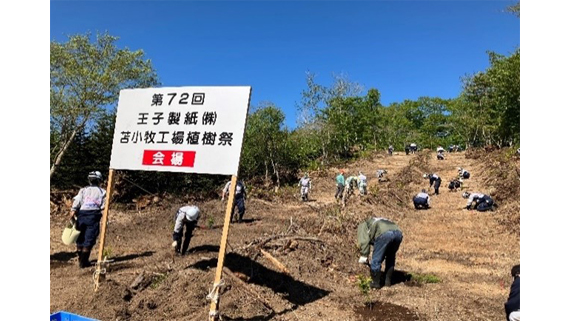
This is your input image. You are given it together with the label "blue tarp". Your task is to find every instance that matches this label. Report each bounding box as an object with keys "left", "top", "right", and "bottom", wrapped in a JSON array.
[{"left": 50, "top": 311, "right": 99, "bottom": 321}]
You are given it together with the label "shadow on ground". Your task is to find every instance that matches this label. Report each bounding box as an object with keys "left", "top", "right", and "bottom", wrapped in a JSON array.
[{"left": 188, "top": 253, "right": 330, "bottom": 306}]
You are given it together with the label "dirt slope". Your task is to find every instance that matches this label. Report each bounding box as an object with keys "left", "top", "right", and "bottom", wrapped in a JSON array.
[{"left": 50, "top": 150, "right": 520, "bottom": 321}]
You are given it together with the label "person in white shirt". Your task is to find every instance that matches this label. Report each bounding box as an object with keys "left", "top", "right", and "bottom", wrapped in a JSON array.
[
  {"left": 222, "top": 180, "right": 247, "bottom": 223},
  {"left": 171, "top": 205, "right": 201, "bottom": 255}
]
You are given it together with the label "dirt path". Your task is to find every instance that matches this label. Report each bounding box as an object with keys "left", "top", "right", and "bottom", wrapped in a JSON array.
[{"left": 50, "top": 150, "right": 520, "bottom": 321}]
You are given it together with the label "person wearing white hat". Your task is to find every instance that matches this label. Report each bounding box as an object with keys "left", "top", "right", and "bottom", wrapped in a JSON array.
[
  {"left": 462, "top": 192, "right": 496, "bottom": 212},
  {"left": 457, "top": 167, "right": 471, "bottom": 179},
  {"left": 171, "top": 205, "right": 201, "bottom": 255},
  {"left": 69, "top": 171, "right": 106, "bottom": 268},
  {"left": 423, "top": 173, "right": 442, "bottom": 195}
]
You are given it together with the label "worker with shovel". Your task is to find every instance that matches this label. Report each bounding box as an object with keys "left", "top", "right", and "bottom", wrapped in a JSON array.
[{"left": 69, "top": 171, "right": 106, "bottom": 269}]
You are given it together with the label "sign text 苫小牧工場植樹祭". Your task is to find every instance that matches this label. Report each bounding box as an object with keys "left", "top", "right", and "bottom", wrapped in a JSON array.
[{"left": 109, "top": 86, "right": 251, "bottom": 176}]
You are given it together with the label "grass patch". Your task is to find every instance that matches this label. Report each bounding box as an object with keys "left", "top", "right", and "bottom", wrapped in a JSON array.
[
  {"left": 410, "top": 272, "right": 441, "bottom": 284},
  {"left": 150, "top": 273, "right": 168, "bottom": 289}
]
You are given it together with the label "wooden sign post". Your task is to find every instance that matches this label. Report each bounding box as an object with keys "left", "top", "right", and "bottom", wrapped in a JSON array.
[
  {"left": 94, "top": 169, "right": 116, "bottom": 291},
  {"left": 208, "top": 175, "right": 237, "bottom": 320}
]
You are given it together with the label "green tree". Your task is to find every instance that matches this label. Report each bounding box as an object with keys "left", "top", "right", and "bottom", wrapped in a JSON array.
[
  {"left": 453, "top": 49, "right": 520, "bottom": 146},
  {"left": 241, "top": 103, "right": 300, "bottom": 188},
  {"left": 506, "top": 2, "right": 520, "bottom": 17},
  {"left": 50, "top": 32, "right": 159, "bottom": 178}
]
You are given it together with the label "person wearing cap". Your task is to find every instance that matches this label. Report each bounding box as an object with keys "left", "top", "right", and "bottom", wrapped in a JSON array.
[
  {"left": 69, "top": 171, "right": 106, "bottom": 268},
  {"left": 410, "top": 143, "right": 417, "bottom": 154},
  {"left": 358, "top": 171, "right": 368, "bottom": 196},
  {"left": 298, "top": 172, "right": 312, "bottom": 202},
  {"left": 423, "top": 173, "right": 442, "bottom": 195},
  {"left": 335, "top": 170, "right": 345, "bottom": 201},
  {"left": 413, "top": 189, "right": 431, "bottom": 209},
  {"left": 222, "top": 180, "right": 247, "bottom": 223},
  {"left": 171, "top": 205, "right": 201, "bottom": 255},
  {"left": 357, "top": 217, "right": 403, "bottom": 289},
  {"left": 462, "top": 192, "right": 496, "bottom": 212},
  {"left": 457, "top": 167, "right": 471, "bottom": 179}
]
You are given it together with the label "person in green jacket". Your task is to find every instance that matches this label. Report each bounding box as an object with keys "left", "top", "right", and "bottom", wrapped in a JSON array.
[
  {"left": 335, "top": 170, "right": 345, "bottom": 201},
  {"left": 357, "top": 217, "right": 403, "bottom": 288}
]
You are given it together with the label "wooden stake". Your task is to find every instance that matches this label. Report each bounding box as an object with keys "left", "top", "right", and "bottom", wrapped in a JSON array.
[
  {"left": 94, "top": 169, "right": 115, "bottom": 291},
  {"left": 208, "top": 175, "right": 237, "bottom": 320}
]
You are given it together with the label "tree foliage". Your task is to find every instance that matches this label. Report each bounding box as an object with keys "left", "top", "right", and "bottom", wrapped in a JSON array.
[
  {"left": 51, "top": 36, "right": 519, "bottom": 198},
  {"left": 50, "top": 32, "right": 159, "bottom": 178}
]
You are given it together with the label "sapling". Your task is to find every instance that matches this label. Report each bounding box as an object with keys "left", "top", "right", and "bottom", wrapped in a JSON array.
[{"left": 356, "top": 274, "right": 373, "bottom": 309}]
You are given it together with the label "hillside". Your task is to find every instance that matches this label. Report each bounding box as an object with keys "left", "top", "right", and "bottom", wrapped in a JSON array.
[{"left": 50, "top": 149, "right": 520, "bottom": 321}]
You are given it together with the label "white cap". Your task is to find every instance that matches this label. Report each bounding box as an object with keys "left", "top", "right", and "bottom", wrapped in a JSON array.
[
  {"left": 88, "top": 171, "right": 102, "bottom": 180},
  {"left": 180, "top": 205, "right": 200, "bottom": 221}
]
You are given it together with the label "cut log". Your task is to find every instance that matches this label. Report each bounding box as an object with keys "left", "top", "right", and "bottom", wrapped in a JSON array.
[{"left": 260, "top": 249, "right": 290, "bottom": 275}]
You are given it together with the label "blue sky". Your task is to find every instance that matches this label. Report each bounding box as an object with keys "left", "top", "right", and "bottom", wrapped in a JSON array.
[{"left": 50, "top": 1, "right": 520, "bottom": 129}]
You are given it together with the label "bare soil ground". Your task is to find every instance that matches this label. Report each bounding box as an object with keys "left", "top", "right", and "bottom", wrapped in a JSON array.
[{"left": 50, "top": 150, "right": 520, "bottom": 321}]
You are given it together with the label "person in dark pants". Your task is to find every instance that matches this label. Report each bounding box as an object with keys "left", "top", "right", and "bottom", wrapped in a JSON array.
[
  {"left": 171, "top": 205, "right": 200, "bottom": 255},
  {"left": 410, "top": 143, "right": 417, "bottom": 154},
  {"left": 423, "top": 173, "right": 442, "bottom": 195},
  {"left": 504, "top": 264, "right": 520, "bottom": 321},
  {"left": 69, "top": 171, "right": 106, "bottom": 269},
  {"left": 413, "top": 189, "right": 430, "bottom": 209},
  {"left": 388, "top": 145, "right": 394, "bottom": 156},
  {"left": 357, "top": 217, "right": 403, "bottom": 288},
  {"left": 335, "top": 170, "right": 345, "bottom": 201},
  {"left": 222, "top": 180, "right": 247, "bottom": 223},
  {"left": 462, "top": 192, "right": 496, "bottom": 212},
  {"left": 448, "top": 178, "right": 462, "bottom": 192},
  {"left": 457, "top": 167, "right": 471, "bottom": 179},
  {"left": 405, "top": 145, "right": 410, "bottom": 155}
]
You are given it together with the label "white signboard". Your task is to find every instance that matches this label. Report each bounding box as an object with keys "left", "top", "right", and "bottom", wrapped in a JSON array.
[{"left": 110, "top": 86, "right": 251, "bottom": 175}]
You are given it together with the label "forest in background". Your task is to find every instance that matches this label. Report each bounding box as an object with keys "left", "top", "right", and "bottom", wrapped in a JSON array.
[{"left": 50, "top": 5, "right": 519, "bottom": 200}]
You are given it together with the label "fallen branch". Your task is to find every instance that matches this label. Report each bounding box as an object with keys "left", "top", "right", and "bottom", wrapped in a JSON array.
[
  {"left": 129, "top": 272, "right": 145, "bottom": 290},
  {"left": 237, "top": 235, "right": 325, "bottom": 252},
  {"left": 260, "top": 249, "right": 290, "bottom": 275},
  {"left": 388, "top": 190, "right": 405, "bottom": 204}
]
